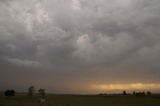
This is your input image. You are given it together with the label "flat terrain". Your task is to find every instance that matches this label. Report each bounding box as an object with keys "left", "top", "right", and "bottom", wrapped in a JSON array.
[{"left": 0, "top": 93, "right": 160, "bottom": 106}]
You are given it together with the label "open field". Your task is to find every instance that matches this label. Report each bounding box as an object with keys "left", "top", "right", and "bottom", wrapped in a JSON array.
[{"left": 1, "top": 93, "right": 160, "bottom": 106}]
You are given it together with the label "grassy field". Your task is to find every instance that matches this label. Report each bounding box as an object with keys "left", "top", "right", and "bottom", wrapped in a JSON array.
[{"left": 0, "top": 93, "right": 160, "bottom": 106}]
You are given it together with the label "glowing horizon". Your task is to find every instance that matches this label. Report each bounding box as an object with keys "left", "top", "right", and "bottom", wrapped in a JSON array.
[{"left": 91, "top": 83, "right": 160, "bottom": 92}]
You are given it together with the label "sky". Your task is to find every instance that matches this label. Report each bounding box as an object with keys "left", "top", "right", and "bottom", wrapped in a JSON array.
[{"left": 0, "top": 0, "right": 160, "bottom": 94}]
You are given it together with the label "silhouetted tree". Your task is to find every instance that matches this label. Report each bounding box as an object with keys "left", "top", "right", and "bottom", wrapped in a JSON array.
[
  {"left": 4, "top": 90, "right": 15, "bottom": 97},
  {"left": 28, "top": 86, "right": 35, "bottom": 96},
  {"left": 134, "top": 92, "right": 146, "bottom": 96},
  {"left": 142, "top": 91, "right": 146, "bottom": 96},
  {"left": 135, "top": 92, "right": 140, "bottom": 96},
  {"left": 38, "top": 89, "right": 45, "bottom": 97},
  {"left": 123, "top": 91, "right": 127, "bottom": 96},
  {"left": 133, "top": 91, "right": 136, "bottom": 96},
  {"left": 147, "top": 91, "right": 152, "bottom": 96}
]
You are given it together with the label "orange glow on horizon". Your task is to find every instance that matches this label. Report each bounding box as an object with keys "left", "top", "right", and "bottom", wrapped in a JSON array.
[{"left": 91, "top": 83, "right": 160, "bottom": 91}]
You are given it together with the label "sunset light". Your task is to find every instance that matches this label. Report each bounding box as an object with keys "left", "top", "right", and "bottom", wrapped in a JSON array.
[{"left": 92, "top": 83, "right": 160, "bottom": 91}]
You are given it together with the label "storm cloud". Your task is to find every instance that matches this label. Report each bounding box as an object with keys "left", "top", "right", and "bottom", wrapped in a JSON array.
[{"left": 0, "top": 0, "right": 160, "bottom": 94}]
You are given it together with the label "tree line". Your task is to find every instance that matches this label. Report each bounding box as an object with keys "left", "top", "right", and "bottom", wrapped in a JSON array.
[
  {"left": 4, "top": 85, "right": 45, "bottom": 98},
  {"left": 4, "top": 86, "right": 152, "bottom": 97},
  {"left": 99, "top": 91, "right": 152, "bottom": 96}
]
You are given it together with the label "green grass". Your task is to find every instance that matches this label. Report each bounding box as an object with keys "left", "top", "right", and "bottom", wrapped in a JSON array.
[{"left": 0, "top": 93, "right": 160, "bottom": 106}]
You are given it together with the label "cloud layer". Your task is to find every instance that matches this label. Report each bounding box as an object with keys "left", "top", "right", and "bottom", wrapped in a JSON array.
[{"left": 0, "top": 0, "right": 160, "bottom": 93}]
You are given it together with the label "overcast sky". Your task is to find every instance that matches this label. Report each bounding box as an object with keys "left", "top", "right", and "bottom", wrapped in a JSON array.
[{"left": 0, "top": 0, "right": 160, "bottom": 94}]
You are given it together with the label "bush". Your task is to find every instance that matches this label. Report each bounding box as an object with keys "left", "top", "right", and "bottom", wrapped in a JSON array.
[{"left": 4, "top": 90, "right": 15, "bottom": 97}]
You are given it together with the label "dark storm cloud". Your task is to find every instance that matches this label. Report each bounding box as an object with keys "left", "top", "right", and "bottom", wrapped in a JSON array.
[{"left": 0, "top": 0, "right": 160, "bottom": 93}]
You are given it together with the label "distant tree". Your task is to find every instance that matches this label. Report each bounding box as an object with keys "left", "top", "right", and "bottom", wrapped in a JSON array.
[
  {"left": 142, "top": 91, "right": 146, "bottom": 96},
  {"left": 134, "top": 92, "right": 146, "bottom": 96},
  {"left": 28, "top": 86, "right": 35, "bottom": 96},
  {"left": 99, "top": 93, "right": 107, "bottom": 96},
  {"left": 147, "top": 91, "right": 152, "bottom": 96},
  {"left": 135, "top": 92, "right": 140, "bottom": 96},
  {"left": 133, "top": 91, "right": 136, "bottom": 96},
  {"left": 123, "top": 91, "right": 127, "bottom": 96},
  {"left": 4, "top": 90, "right": 15, "bottom": 97},
  {"left": 38, "top": 89, "right": 45, "bottom": 97},
  {"left": 10, "top": 90, "right": 15, "bottom": 96}
]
